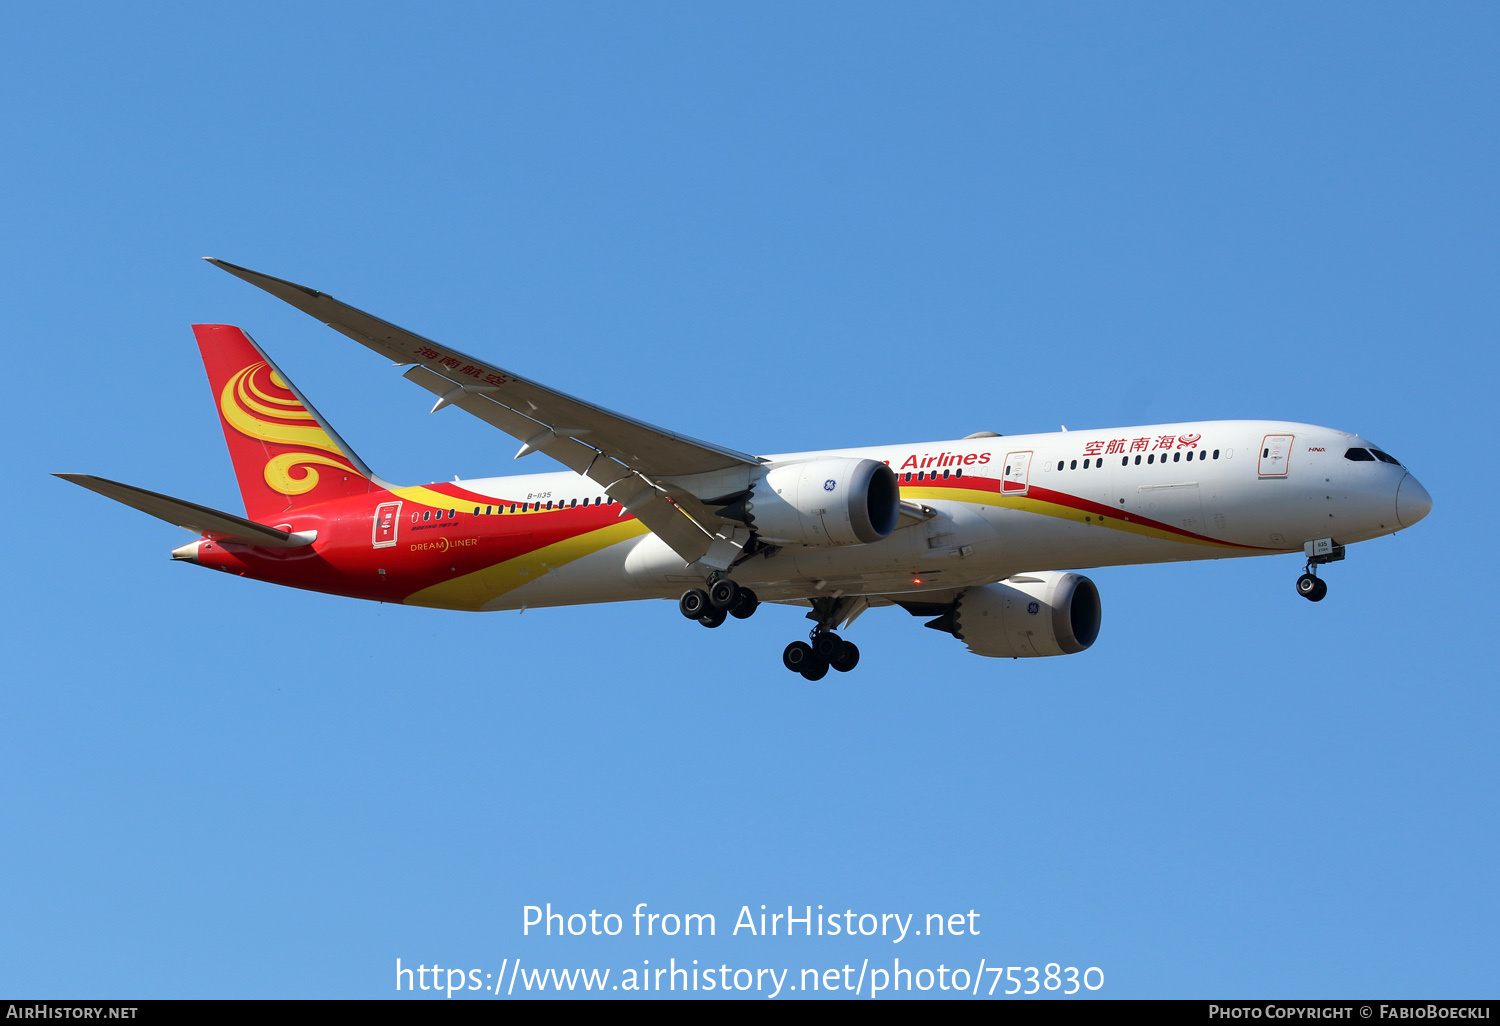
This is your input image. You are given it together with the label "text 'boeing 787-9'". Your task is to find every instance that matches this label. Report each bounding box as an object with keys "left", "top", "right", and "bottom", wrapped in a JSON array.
[{"left": 60, "top": 259, "right": 1433, "bottom": 679}]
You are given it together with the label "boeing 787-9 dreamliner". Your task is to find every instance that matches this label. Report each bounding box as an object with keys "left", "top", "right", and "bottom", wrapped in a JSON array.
[{"left": 59, "top": 260, "right": 1433, "bottom": 679}]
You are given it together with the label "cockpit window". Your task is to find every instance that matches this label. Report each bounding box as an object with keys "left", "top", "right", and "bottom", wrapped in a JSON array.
[
  {"left": 1370, "top": 449, "right": 1401, "bottom": 465},
  {"left": 1343, "top": 447, "right": 1375, "bottom": 462}
]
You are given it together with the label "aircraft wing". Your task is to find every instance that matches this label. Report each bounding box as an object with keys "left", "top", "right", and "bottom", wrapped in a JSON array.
[
  {"left": 55, "top": 474, "right": 315, "bottom": 548},
  {"left": 205, "top": 258, "right": 761, "bottom": 566}
]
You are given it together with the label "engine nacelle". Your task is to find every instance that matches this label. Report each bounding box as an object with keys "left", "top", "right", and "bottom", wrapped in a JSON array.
[
  {"left": 736, "top": 458, "right": 900, "bottom": 546},
  {"left": 948, "top": 572, "right": 1101, "bottom": 658}
]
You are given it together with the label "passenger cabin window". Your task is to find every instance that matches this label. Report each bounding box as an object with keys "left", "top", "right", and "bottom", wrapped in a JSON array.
[{"left": 1344, "top": 447, "right": 1376, "bottom": 462}]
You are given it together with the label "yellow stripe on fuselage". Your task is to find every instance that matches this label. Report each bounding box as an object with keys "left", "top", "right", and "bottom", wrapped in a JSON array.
[
  {"left": 403, "top": 518, "right": 650, "bottom": 611},
  {"left": 389, "top": 484, "right": 563, "bottom": 517}
]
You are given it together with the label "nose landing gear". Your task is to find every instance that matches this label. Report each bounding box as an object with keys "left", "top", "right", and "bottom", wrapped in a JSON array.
[
  {"left": 1296, "top": 538, "right": 1345, "bottom": 603},
  {"left": 1296, "top": 572, "right": 1328, "bottom": 602}
]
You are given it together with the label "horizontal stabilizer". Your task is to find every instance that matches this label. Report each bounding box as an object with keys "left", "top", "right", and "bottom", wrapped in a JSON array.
[{"left": 54, "top": 474, "right": 314, "bottom": 548}]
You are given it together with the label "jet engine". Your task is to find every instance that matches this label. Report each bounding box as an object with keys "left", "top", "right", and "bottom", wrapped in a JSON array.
[
  {"left": 933, "top": 572, "right": 1101, "bottom": 658},
  {"left": 724, "top": 458, "right": 900, "bottom": 547}
]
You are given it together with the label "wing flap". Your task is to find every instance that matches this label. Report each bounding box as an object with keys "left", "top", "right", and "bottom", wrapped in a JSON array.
[
  {"left": 55, "top": 474, "right": 313, "bottom": 548},
  {"left": 402, "top": 366, "right": 716, "bottom": 564}
]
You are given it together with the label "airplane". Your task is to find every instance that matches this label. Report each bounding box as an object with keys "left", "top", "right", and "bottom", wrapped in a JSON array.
[{"left": 58, "top": 259, "right": 1433, "bottom": 679}]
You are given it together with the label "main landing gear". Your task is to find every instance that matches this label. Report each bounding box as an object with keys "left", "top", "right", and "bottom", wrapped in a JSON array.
[
  {"left": 679, "top": 575, "right": 759, "bottom": 628},
  {"left": 782, "top": 632, "right": 860, "bottom": 681},
  {"left": 781, "top": 595, "right": 861, "bottom": 681},
  {"left": 1295, "top": 539, "right": 1345, "bottom": 603},
  {"left": 679, "top": 582, "right": 863, "bottom": 681}
]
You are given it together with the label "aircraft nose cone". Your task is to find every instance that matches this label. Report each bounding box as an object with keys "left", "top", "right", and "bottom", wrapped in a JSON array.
[{"left": 1396, "top": 473, "right": 1432, "bottom": 528}]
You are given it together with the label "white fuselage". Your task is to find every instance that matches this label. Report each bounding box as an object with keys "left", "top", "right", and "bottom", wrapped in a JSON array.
[{"left": 438, "top": 420, "right": 1430, "bottom": 611}]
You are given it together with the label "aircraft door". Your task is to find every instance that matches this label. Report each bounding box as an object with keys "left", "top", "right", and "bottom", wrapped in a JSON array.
[
  {"left": 372, "top": 501, "right": 401, "bottom": 548},
  {"left": 1259, "top": 434, "right": 1294, "bottom": 477},
  {"left": 1002, "top": 451, "right": 1033, "bottom": 496}
]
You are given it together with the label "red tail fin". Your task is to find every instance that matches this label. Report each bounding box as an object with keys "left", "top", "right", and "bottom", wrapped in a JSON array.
[{"left": 193, "top": 324, "right": 376, "bottom": 522}]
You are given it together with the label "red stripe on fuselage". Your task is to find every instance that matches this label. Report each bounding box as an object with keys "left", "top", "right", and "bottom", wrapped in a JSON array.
[
  {"left": 196, "top": 486, "right": 637, "bottom": 602},
  {"left": 901, "top": 473, "right": 1272, "bottom": 550}
]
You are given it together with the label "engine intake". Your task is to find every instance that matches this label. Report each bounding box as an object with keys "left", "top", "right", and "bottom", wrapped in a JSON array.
[
  {"left": 936, "top": 572, "right": 1101, "bottom": 658},
  {"left": 732, "top": 458, "right": 900, "bottom": 547}
]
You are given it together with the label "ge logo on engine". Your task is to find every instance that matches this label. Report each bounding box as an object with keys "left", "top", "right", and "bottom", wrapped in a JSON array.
[
  {"left": 824, "top": 479, "right": 836, "bottom": 491},
  {"left": 1027, "top": 601, "right": 1040, "bottom": 615}
]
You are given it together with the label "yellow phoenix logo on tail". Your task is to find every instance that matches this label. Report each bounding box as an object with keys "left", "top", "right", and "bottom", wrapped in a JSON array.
[{"left": 219, "top": 362, "right": 358, "bottom": 496}]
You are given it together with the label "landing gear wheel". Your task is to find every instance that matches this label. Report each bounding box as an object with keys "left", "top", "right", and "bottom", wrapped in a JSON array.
[
  {"left": 1296, "top": 573, "right": 1328, "bottom": 602},
  {"left": 730, "top": 587, "right": 760, "bottom": 620},
  {"left": 811, "top": 632, "right": 843, "bottom": 661},
  {"left": 679, "top": 589, "right": 709, "bottom": 619},
  {"left": 699, "top": 608, "right": 727, "bottom": 628},
  {"left": 831, "top": 641, "right": 860, "bottom": 673},
  {"left": 800, "top": 660, "right": 830, "bottom": 681},
  {"left": 708, "top": 579, "right": 741, "bottom": 610},
  {"left": 783, "top": 641, "right": 815, "bottom": 673}
]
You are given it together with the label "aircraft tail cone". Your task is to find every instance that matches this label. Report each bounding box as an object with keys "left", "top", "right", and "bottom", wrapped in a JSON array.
[{"left": 171, "top": 541, "right": 202, "bottom": 564}]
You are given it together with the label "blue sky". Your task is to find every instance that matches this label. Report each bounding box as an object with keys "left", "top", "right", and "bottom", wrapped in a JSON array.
[{"left": 2, "top": 2, "right": 1495, "bottom": 999}]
